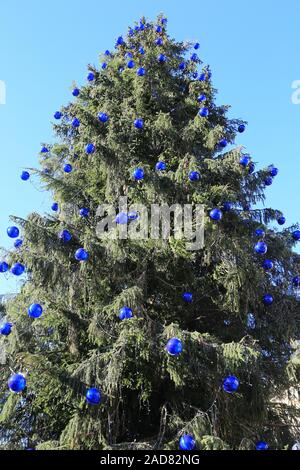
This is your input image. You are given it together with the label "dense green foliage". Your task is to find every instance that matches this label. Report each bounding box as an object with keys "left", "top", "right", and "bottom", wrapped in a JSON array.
[{"left": 0, "top": 15, "right": 299, "bottom": 450}]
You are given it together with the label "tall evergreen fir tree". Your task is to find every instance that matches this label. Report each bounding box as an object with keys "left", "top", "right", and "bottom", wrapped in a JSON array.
[{"left": 0, "top": 15, "right": 300, "bottom": 450}]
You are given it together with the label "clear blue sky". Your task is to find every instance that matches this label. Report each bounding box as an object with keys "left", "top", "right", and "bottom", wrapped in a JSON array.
[{"left": 0, "top": 0, "right": 299, "bottom": 294}]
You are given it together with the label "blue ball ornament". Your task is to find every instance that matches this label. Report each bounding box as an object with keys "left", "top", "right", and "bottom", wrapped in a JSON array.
[
  {"left": 59, "top": 230, "right": 72, "bottom": 242},
  {"left": 190, "top": 53, "right": 198, "bottom": 62},
  {"left": 182, "top": 292, "right": 193, "bottom": 303},
  {"left": 197, "top": 94, "right": 206, "bottom": 102},
  {"left": 219, "top": 139, "right": 228, "bottom": 148},
  {"left": 269, "top": 166, "right": 278, "bottom": 177},
  {"left": 198, "top": 107, "right": 209, "bottom": 117},
  {"left": 87, "top": 72, "right": 95, "bottom": 81},
  {"left": 262, "top": 259, "right": 273, "bottom": 270},
  {"left": 8, "top": 374, "right": 26, "bottom": 393},
  {"left": 98, "top": 113, "right": 109, "bottom": 122},
  {"left": 116, "top": 36, "right": 124, "bottom": 46},
  {"left": 63, "top": 164, "right": 73, "bottom": 173},
  {"left": 11, "top": 263, "right": 25, "bottom": 276},
  {"left": 292, "top": 230, "right": 300, "bottom": 241},
  {"left": 166, "top": 338, "right": 183, "bottom": 356},
  {"left": 194, "top": 42, "right": 200, "bottom": 50},
  {"left": 223, "top": 202, "right": 233, "bottom": 212},
  {"left": 86, "top": 387, "right": 101, "bottom": 405},
  {"left": 85, "top": 143, "right": 95, "bottom": 154},
  {"left": 41, "top": 146, "right": 49, "bottom": 153},
  {"left": 256, "top": 441, "right": 268, "bottom": 451},
  {"left": 54, "top": 111, "right": 62, "bottom": 120},
  {"left": 128, "top": 211, "right": 138, "bottom": 221},
  {"left": 189, "top": 171, "right": 200, "bottom": 182},
  {"left": 264, "top": 176, "right": 273, "bottom": 186},
  {"left": 72, "top": 118, "right": 80, "bottom": 128},
  {"left": 255, "top": 242, "right": 268, "bottom": 254},
  {"left": 277, "top": 216, "right": 286, "bottom": 226},
  {"left": 101, "top": 63, "right": 107, "bottom": 70},
  {"left": 239, "top": 155, "right": 250, "bottom": 167},
  {"left": 179, "top": 434, "right": 196, "bottom": 451},
  {"left": 210, "top": 209, "right": 223, "bottom": 221},
  {"left": 155, "top": 161, "right": 167, "bottom": 171},
  {"left": 127, "top": 60, "right": 135, "bottom": 69},
  {"left": 28, "top": 303, "right": 43, "bottom": 319},
  {"left": 223, "top": 375, "right": 239, "bottom": 393},
  {"left": 139, "top": 47, "right": 145, "bottom": 55},
  {"left": 238, "top": 124, "right": 246, "bottom": 133},
  {"left": 75, "top": 248, "right": 89, "bottom": 262},
  {"left": 263, "top": 294, "right": 274, "bottom": 306},
  {"left": 0, "top": 261, "right": 9, "bottom": 273},
  {"left": 137, "top": 67, "right": 146, "bottom": 76},
  {"left": 255, "top": 228, "right": 265, "bottom": 237},
  {"left": 179, "top": 62, "right": 186, "bottom": 70},
  {"left": 80, "top": 208, "right": 90, "bottom": 218},
  {"left": 119, "top": 306, "right": 133, "bottom": 320},
  {"left": 72, "top": 88, "right": 80, "bottom": 97},
  {"left": 0, "top": 322, "right": 12, "bottom": 336},
  {"left": 133, "top": 168, "right": 144, "bottom": 180},
  {"left": 7, "top": 226, "right": 20, "bottom": 238},
  {"left": 156, "top": 25, "right": 162, "bottom": 33},
  {"left": 14, "top": 239, "right": 23, "bottom": 248},
  {"left": 157, "top": 54, "right": 167, "bottom": 63},
  {"left": 248, "top": 162, "right": 255, "bottom": 174},
  {"left": 51, "top": 202, "right": 59, "bottom": 212},
  {"left": 134, "top": 118, "right": 144, "bottom": 129},
  {"left": 21, "top": 171, "right": 30, "bottom": 181},
  {"left": 198, "top": 72, "right": 206, "bottom": 81},
  {"left": 125, "top": 52, "right": 133, "bottom": 59},
  {"left": 155, "top": 38, "right": 163, "bottom": 46}
]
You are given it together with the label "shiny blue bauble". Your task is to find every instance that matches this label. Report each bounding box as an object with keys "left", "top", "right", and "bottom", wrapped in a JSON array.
[
  {"left": 219, "top": 139, "right": 228, "bottom": 148},
  {"left": 190, "top": 53, "right": 198, "bottom": 62},
  {"left": 133, "top": 168, "right": 144, "bottom": 180},
  {"left": 59, "top": 230, "right": 72, "bottom": 242},
  {"left": 156, "top": 25, "right": 162, "bottom": 33},
  {"left": 72, "top": 88, "right": 80, "bottom": 97},
  {"left": 197, "top": 94, "right": 206, "bottom": 102},
  {"left": 223, "top": 202, "right": 233, "bottom": 212},
  {"left": 269, "top": 166, "right": 278, "bottom": 177},
  {"left": 223, "top": 375, "right": 239, "bottom": 393},
  {"left": 8, "top": 374, "right": 26, "bottom": 393},
  {"left": 155, "top": 38, "right": 163, "bottom": 46},
  {"left": 182, "top": 292, "right": 193, "bottom": 303},
  {"left": 292, "top": 230, "right": 300, "bottom": 241},
  {"left": 161, "top": 18, "right": 168, "bottom": 24},
  {"left": 86, "top": 387, "right": 101, "bottom": 405},
  {"left": 21, "top": 171, "right": 30, "bottom": 181},
  {"left": 80, "top": 208, "right": 90, "bottom": 218},
  {"left": 51, "top": 202, "right": 59, "bottom": 212},
  {"left": 198, "top": 107, "right": 209, "bottom": 117},
  {"left": 255, "top": 242, "right": 268, "bottom": 254},
  {"left": 7, "top": 226, "right": 20, "bottom": 238},
  {"left": 139, "top": 47, "right": 145, "bottom": 55},
  {"left": 198, "top": 73, "right": 206, "bottom": 81},
  {"left": 134, "top": 118, "right": 144, "bottom": 129},
  {"left": 54, "top": 111, "right": 62, "bottom": 120},
  {"left": 115, "top": 212, "right": 128, "bottom": 224},
  {"left": 72, "top": 118, "right": 80, "bottom": 128},
  {"left": 137, "top": 67, "right": 146, "bottom": 76},
  {"left": 85, "top": 143, "right": 95, "bottom": 154},
  {"left": 157, "top": 54, "right": 167, "bottom": 62},
  {"left": 248, "top": 162, "right": 255, "bottom": 174},
  {"left": 87, "top": 72, "right": 95, "bottom": 81},
  {"left": 189, "top": 171, "right": 200, "bottom": 182},
  {"left": 247, "top": 313, "right": 256, "bottom": 330},
  {"left": 179, "top": 434, "right": 196, "bottom": 451},
  {"left": 0, "top": 322, "right": 12, "bottom": 336},
  {"left": 262, "top": 259, "right": 273, "bottom": 270},
  {"left": 28, "top": 303, "right": 43, "bottom": 319},
  {"left": 194, "top": 42, "right": 200, "bottom": 49},
  {"left": 75, "top": 248, "right": 89, "bottom": 262},
  {"left": 125, "top": 52, "right": 133, "bottom": 58},
  {"left": 101, "top": 63, "right": 107, "bottom": 70},
  {"left": 11, "top": 263, "right": 25, "bottom": 276},
  {"left": 255, "top": 228, "right": 265, "bottom": 237},
  {"left": 128, "top": 211, "right": 139, "bottom": 221},
  {"left": 238, "top": 124, "right": 246, "bottom": 133},
  {"left": 98, "top": 113, "right": 109, "bottom": 122},
  {"left": 210, "top": 209, "right": 223, "bottom": 221},
  {"left": 292, "top": 276, "right": 300, "bottom": 287},
  {"left": 119, "top": 306, "right": 133, "bottom": 320},
  {"left": 63, "top": 164, "right": 73, "bottom": 173},
  {"left": 41, "top": 146, "right": 49, "bottom": 153},
  {"left": 256, "top": 441, "right": 268, "bottom": 451},
  {"left": 277, "top": 216, "right": 286, "bottom": 226},
  {"left": 263, "top": 294, "right": 274, "bottom": 306},
  {"left": 166, "top": 338, "right": 183, "bottom": 356},
  {"left": 239, "top": 155, "right": 250, "bottom": 167},
  {"left": 127, "top": 60, "right": 135, "bottom": 69},
  {"left": 116, "top": 36, "right": 124, "bottom": 46},
  {"left": 155, "top": 161, "right": 167, "bottom": 171},
  {"left": 179, "top": 62, "right": 186, "bottom": 70},
  {"left": 14, "top": 239, "right": 23, "bottom": 248},
  {"left": 0, "top": 261, "right": 9, "bottom": 273},
  {"left": 264, "top": 176, "right": 273, "bottom": 186}
]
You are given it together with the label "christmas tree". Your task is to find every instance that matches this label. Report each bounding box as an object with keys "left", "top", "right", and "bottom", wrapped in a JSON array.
[{"left": 0, "top": 15, "right": 300, "bottom": 451}]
